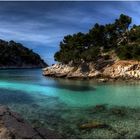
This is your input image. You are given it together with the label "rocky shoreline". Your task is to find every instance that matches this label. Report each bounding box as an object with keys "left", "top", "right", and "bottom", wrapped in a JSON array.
[
  {"left": 0, "top": 105, "right": 61, "bottom": 139},
  {"left": 43, "top": 60, "right": 140, "bottom": 81}
]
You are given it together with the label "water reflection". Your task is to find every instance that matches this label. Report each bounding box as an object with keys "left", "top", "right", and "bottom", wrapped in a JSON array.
[
  {"left": 48, "top": 83, "right": 95, "bottom": 92},
  {"left": 43, "top": 78, "right": 95, "bottom": 92}
]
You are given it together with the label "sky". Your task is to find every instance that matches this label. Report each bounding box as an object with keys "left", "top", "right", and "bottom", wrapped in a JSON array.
[{"left": 0, "top": 1, "right": 140, "bottom": 65}]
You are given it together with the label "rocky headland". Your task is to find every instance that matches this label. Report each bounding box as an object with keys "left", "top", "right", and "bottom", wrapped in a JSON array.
[
  {"left": 46, "top": 14, "right": 140, "bottom": 81},
  {"left": 43, "top": 60, "right": 140, "bottom": 80}
]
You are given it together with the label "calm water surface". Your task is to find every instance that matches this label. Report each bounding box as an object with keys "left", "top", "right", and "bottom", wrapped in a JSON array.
[
  {"left": 0, "top": 69, "right": 140, "bottom": 107},
  {"left": 0, "top": 69, "right": 140, "bottom": 138}
]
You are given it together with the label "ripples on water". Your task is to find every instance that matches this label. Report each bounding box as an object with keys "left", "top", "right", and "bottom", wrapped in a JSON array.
[{"left": 0, "top": 69, "right": 140, "bottom": 138}]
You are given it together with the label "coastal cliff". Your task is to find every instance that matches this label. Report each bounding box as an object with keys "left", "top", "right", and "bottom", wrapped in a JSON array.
[{"left": 43, "top": 60, "right": 140, "bottom": 80}]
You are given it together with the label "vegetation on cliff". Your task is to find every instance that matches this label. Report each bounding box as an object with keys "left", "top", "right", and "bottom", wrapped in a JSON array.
[
  {"left": 54, "top": 14, "right": 140, "bottom": 64},
  {"left": 0, "top": 39, "right": 47, "bottom": 68}
]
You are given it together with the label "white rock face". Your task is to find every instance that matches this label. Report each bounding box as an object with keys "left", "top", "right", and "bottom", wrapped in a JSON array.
[
  {"left": 103, "top": 60, "right": 140, "bottom": 79},
  {"left": 43, "top": 60, "right": 140, "bottom": 79}
]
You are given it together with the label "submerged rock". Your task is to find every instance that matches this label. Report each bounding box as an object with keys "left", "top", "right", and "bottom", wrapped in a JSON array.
[
  {"left": 0, "top": 105, "right": 61, "bottom": 139},
  {"left": 93, "top": 104, "right": 107, "bottom": 112},
  {"left": 79, "top": 120, "right": 109, "bottom": 130},
  {"left": 110, "top": 108, "right": 126, "bottom": 117},
  {"left": 35, "top": 127, "right": 61, "bottom": 139}
]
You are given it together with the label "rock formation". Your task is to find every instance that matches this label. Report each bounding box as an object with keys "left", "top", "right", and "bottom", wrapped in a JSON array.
[
  {"left": 43, "top": 60, "right": 140, "bottom": 80},
  {"left": 103, "top": 60, "right": 140, "bottom": 79},
  {"left": 0, "top": 106, "right": 61, "bottom": 139}
]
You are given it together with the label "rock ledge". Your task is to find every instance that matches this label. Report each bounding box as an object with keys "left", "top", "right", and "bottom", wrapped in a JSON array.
[
  {"left": 43, "top": 60, "right": 140, "bottom": 80},
  {"left": 0, "top": 105, "right": 61, "bottom": 139}
]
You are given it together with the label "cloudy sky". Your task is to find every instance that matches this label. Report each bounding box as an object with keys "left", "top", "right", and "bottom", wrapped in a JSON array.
[{"left": 0, "top": 1, "right": 140, "bottom": 65}]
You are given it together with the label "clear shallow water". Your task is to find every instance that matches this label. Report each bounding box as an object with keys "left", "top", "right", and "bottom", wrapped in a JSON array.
[{"left": 0, "top": 69, "right": 140, "bottom": 138}]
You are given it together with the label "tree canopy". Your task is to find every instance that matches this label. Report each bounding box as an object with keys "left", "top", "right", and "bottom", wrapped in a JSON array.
[
  {"left": 0, "top": 40, "right": 47, "bottom": 67},
  {"left": 54, "top": 14, "right": 140, "bottom": 64}
]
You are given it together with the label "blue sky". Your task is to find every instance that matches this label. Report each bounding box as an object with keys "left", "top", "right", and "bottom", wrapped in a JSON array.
[{"left": 0, "top": 1, "right": 140, "bottom": 65}]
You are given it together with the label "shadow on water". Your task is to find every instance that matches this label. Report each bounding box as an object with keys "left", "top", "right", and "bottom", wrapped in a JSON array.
[
  {"left": 42, "top": 79, "right": 95, "bottom": 92},
  {"left": 50, "top": 84, "right": 95, "bottom": 92},
  {"left": 0, "top": 88, "right": 34, "bottom": 105}
]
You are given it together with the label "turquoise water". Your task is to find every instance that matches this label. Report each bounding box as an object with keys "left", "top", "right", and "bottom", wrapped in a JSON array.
[
  {"left": 0, "top": 69, "right": 140, "bottom": 138},
  {"left": 0, "top": 69, "right": 140, "bottom": 107}
]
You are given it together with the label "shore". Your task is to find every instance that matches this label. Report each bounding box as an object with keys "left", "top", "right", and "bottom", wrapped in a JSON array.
[
  {"left": 0, "top": 105, "right": 61, "bottom": 139},
  {"left": 43, "top": 60, "right": 140, "bottom": 81}
]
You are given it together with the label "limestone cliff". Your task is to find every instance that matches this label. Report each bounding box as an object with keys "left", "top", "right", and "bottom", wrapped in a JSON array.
[{"left": 43, "top": 60, "right": 140, "bottom": 80}]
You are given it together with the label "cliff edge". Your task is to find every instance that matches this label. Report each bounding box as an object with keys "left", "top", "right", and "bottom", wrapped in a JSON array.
[{"left": 43, "top": 60, "right": 140, "bottom": 80}]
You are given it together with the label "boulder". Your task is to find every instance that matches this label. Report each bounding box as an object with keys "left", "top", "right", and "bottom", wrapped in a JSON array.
[
  {"left": 98, "top": 78, "right": 107, "bottom": 82},
  {"left": 110, "top": 108, "right": 126, "bottom": 117},
  {"left": 35, "top": 127, "right": 62, "bottom": 139},
  {"left": 93, "top": 104, "right": 107, "bottom": 112}
]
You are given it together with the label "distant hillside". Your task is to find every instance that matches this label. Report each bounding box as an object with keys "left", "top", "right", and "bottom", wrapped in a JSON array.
[{"left": 0, "top": 39, "right": 47, "bottom": 68}]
